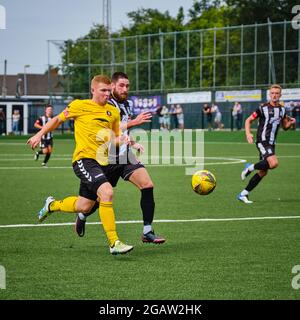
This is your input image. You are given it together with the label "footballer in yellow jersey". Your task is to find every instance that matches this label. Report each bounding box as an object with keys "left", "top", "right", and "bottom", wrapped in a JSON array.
[
  {"left": 75, "top": 72, "right": 165, "bottom": 244},
  {"left": 27, "top": 75, "right": 134, "bottom": 255},
  {"left": 58, "top": 99, "right": 121, "bottom": 166}
]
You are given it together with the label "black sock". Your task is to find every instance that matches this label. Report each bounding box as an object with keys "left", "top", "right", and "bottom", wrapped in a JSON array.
[
  {"left": 43, "top": 153, "right": 51, "bottom": 164},
  {"left": 254, "top": 159, "right": 269, "bottom": 171},
  {"left": 140, "top": 188, "right": 155, "bottom": 226},
  {"left": 38, "top": 150, "right": 43, "bottom": 155},
  {"left": 246, "top": 173, "right": 263, "bottom": 192}
]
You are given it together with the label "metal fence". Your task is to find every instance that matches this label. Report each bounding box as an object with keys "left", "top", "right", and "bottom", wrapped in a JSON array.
[{"left": 48, "top": 19, "right": 300, "bottom": 97}]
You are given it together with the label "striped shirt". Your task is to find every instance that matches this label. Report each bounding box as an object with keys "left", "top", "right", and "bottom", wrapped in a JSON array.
[
  {"left": 252, "top": 102, "right": 286, "bottom": 145},
  {"left": 108, "top": 98, "right": 133, "bottom": 157},
  {"left": 36, "top": 116, "right": 53, "bottom": 140}
]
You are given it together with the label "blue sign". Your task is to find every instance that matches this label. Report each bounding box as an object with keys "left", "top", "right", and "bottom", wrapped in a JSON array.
[{"left": 130, "top": 96, "right": 162, "bottom": 115}]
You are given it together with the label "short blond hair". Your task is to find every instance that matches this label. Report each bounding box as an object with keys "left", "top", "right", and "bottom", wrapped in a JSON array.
[
  {"left": 270, "top": 84, "right": 282, "bottom": 92},
  {"left": 91, "top": 75, "right": 111, "bottom": 87}
]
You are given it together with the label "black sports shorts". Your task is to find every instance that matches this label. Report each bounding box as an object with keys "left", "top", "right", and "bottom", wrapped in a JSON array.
[
  {"left": 73, "top": 158, "right": 144, "bottom": 201},
  {"left": 40, "top": 138, "right": 53, "bottom": 149},
  {"left": 256, "top": 142, "right": 275, "bottom": 160}
]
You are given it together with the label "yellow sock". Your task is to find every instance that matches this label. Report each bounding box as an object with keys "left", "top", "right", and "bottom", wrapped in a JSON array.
[
  {"left": 49, "top": 196, "right": 78, "bottom": 212},
  {"left": 99, "top": 202, "right": 118, "bottom": 247}
]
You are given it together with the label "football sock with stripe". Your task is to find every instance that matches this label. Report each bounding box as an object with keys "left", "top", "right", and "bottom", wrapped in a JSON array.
[
  {"left": 49, "top": 196, "right": 78, "bottom": 212},
  {"left": 99, "top": 202, "right": 118, "bottom": 247}
]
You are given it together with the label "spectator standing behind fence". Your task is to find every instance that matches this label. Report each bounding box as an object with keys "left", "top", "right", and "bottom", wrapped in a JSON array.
[
  {"left": 0, "top": 108, "right": 5, "bottom": 135},
  {"left": 292, "top": 102, "right": 300, "bottom": 130},
  {"left": 203, "top": 103, "right": 213, "bottom": 131},
  {"left": 156, "top": 105, "right": 164, "bottom": 130},
  {"left": 176, "top": 104, "right": 184, "bottom": 131},
  {"left": 232, "top": 102, "right": 243, "bottom": 130},
  {"left": 169, "top": 104, "right": 178, "bottom": 129},
  {"left": 12, "top": 109, "right": 21, "bottom": 135},
  {"left": 212, "top": 103, "right": 223, "bottom": 130},
  {"left": 161, "top": 105, "right": 170, "bottom": 130}
]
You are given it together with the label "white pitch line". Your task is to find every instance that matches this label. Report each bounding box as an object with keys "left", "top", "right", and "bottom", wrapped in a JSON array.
[
  {"left": 2, "top": 154, "right": 300, "bottom": 169},
  {"left": 0, "top": 161, "right": 245, "bottom": 170},
  {"left": 1, "top": 215, "right": 300, "bottom": 229},
  {"left": 0, "top": 158, "right": 71, "bottom": 161},
  {"left": 0, "top": 154, "right": 72, "bottom": 156},
  {"left": 1, "top": 141, "right": 300, "bottom": 146},
  {"left": 0, "top": 156, "right": 246, "bottom": 169},
  {"left": 0, "top": 166, "right": 72, "bottom": 170},
  {"left": 1, "top": 155, "right": 300, "bottom": 160}
]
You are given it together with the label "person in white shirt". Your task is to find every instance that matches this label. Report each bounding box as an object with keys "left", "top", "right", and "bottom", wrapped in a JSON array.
[
  {"left": 175, "top": 104, "right": 184, "bottom": 130},
  {"left": 212, "top": 104, "right": 223, "bottom": 130},
  {"left": 12, "top": 109, "right": 21, "bottom": 135}
]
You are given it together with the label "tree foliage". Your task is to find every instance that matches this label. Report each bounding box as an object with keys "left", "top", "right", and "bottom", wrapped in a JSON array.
[{"left": 59, "top": 0, "right": 298, "bottom": 95}]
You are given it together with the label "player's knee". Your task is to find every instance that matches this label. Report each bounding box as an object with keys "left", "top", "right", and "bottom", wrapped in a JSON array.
[
  {"left": 97, "top": 184, "right": 113, "bottom": 202},
  {"left": 101, "top": 191, "right": 113, "bottom": 202},
  {"left": 141, "top": 180, "right": 154, "bottom": 189},
  {"left": 269, "top": 160, "right": 279, "bottom": 169},
  {"left": 258, "top": 170, "right": 268, "bottom": 177}
]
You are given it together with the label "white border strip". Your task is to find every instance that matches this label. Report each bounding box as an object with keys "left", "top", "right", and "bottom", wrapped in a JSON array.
[{"left": 1, "top": 215, "right": 300, "bottom": 229}]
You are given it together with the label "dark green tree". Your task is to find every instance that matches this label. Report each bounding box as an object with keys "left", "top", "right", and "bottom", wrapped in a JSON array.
[{"left": 58, "top": 1, "right": 298, "bottom": 95}]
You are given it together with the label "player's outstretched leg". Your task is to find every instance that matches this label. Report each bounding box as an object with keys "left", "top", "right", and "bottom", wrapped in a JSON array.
[
  {"left": 238, "top": 171, "right": 264, "bottom": 204},
  {"left": 140, "top": 188, "right": 166, "bottom": 244},
  {"left": 38, "top": 196, "right": 55, "bottom": 222},
  {"left": 99, "top": 201, "right": 134, "bottom": 255}
]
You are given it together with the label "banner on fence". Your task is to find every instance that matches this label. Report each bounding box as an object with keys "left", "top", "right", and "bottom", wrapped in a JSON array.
[{"left": 215, "top": 90, "right": 262, "bottom": 102}]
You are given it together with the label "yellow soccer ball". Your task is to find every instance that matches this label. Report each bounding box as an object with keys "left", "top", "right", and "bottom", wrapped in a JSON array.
[{"left": 191, "top": 170, "right": 216, "bottom": 195}]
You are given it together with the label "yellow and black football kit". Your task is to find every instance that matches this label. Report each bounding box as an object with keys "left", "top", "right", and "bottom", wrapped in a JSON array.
[
  {"left": 52, "top": 99, "right": 122, "bottom": 247},
  {"left": 58, "top": 99, "right": 122, "bottom": 197}
]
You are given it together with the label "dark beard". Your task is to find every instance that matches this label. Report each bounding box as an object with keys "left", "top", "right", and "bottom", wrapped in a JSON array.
[{"left": 112, "top": 91, "right": 127, "bottom": 102}]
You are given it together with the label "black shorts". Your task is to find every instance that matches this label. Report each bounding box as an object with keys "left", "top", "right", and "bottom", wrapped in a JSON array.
[
  {"left": 73, "top": 158, "right": 144, "bottom": 201},
  {"left": 256, "top": 142, "right": 275, "bottom": 160},
  {"left": 40, "top": 138, "right": 53, "bottom": 149},
  {"left": 105, "top": 162, "right": 145, "bottom": 187}
]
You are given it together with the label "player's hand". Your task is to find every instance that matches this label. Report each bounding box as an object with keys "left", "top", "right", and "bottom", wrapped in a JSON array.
[
  {"left": 134, "top": 112, "right": 152, "bottom": 125},
  {"left": 131, "top": 142, "right": 144, "bottom": 154},
  {"left": 26, "top": 134, "right": 41, "bottom": 149},
  {"left": 119, "top": 134, "right": 130, "bottom": 145},
  {"left": 246, "top": 133, "right": 254, "bottom": 144}
]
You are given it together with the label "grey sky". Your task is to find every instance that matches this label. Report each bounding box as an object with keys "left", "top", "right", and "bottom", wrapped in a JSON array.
[{"left": 0, "top": 0, "right": 194, "bottom": 75}]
